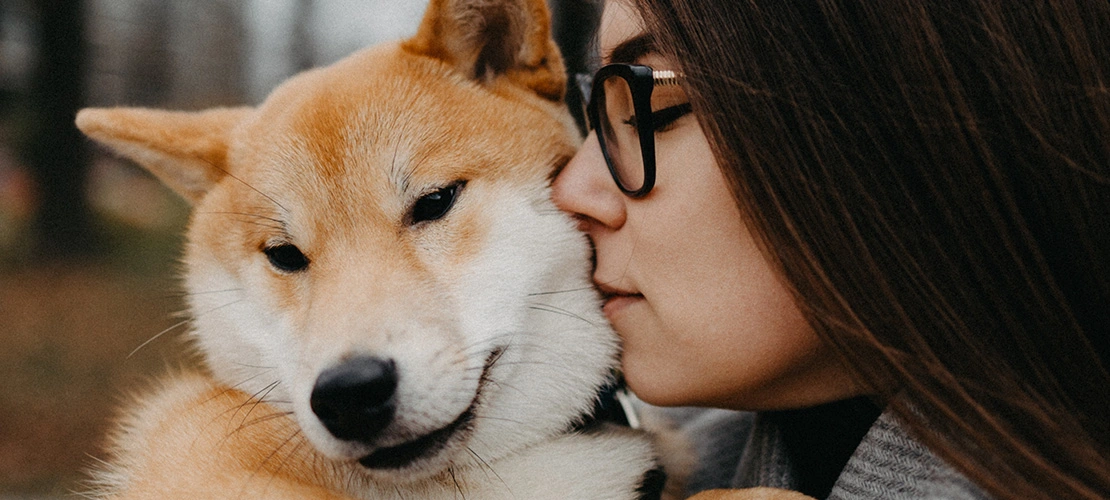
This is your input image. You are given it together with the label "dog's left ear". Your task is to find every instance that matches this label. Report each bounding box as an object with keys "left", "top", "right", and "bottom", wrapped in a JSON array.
[
  {"left": 76, "top": 106, "right": 251, "bottom": 204},
  {"left": 403, "top": 0, "right": 566, "bottom": 101}
]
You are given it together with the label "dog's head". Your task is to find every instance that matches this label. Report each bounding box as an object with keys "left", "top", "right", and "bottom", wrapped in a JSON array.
[{"left": 78, "top": 0, "right": 616, "bottom": 482}]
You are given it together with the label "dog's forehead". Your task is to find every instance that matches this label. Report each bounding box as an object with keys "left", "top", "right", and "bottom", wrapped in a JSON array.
[{"left": 234, "top": 44, "right": 573, "bottom": 194}]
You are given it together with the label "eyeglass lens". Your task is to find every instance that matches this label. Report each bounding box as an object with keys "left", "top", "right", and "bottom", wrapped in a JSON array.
[{"left": 598, "top": 75, "right": 646, "bottom": 193}]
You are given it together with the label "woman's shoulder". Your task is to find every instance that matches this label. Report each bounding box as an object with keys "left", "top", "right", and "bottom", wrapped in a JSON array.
[
  {"left": 646, "top": 405, "right": 991, "bottom": 499},
  {"left": 831, "top": 412, "right": 990, "bottom": 500}
]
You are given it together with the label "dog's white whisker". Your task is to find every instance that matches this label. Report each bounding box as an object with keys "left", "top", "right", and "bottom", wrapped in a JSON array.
[
  {"left": 126, "top": 319, "right": 189, "bottom": 359},
  {"left": 525, "top": 286, "right": 594, "bottom": 296},
  {"left": 195, "top": 156, "right": 289, "bottom": 213},
  {"left": 526, "top": 303, "right": 598, "bottom": 326},
  {"left": 128, "top": 299, "right": 243, "bottom": 359},
  {"left": 471, "top": 415, "right": 527, "bottom": 426},
  {"left": 230, "top": 362, "right": 277, "bottom": 371},
  {"left": 199, "top": 210, "right": 284, "bottom": 225},
  {"left": 203, "top": 212, "right": 284, "bottom": 231},
  {"left": 164, "top": 287, "right": 243, "bottom": 299}
]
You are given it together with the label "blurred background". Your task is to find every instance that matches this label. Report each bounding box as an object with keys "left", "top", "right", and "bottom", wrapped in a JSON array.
[{"left": 0, "top": 0, "right": 597, "bottom": 497}]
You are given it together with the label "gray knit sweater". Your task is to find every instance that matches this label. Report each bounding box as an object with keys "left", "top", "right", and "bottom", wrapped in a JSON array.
[{"left": 672, "top": 408, "right": 992, "bottom": 499}]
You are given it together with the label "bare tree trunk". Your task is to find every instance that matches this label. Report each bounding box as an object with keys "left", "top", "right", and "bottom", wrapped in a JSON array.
[
  {"left": 128, "top": 0, "right": 172, "bottom": 106},
  {"left": 27, "top": 0, "right": 98, "bottom": 260},
  {"left": 170, "top": 0, "right": 246, "bottom": 107},
  {"left": 292, "top": 0, "right": 316, "bottom": 72}
]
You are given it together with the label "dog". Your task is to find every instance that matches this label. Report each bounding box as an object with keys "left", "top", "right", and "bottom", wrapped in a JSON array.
[{"left": 75, "top": 0, "right": 663, "bottom": 497}]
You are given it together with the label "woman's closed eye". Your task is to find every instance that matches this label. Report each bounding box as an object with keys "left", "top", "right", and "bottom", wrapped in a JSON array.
[
  {"left": 621, "top": 102, "right": 693, "bottom": 133},
  {"left": 651, "top": 102, "right": 693, "bottom": 132}
]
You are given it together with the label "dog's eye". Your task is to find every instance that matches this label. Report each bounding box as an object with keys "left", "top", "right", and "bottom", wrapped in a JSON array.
[
  {"left": 410, "top": 182, "right": 464, "bottom": 225},
  {"left": 264, "top": 243, "right": 309, "bottom": 273}
]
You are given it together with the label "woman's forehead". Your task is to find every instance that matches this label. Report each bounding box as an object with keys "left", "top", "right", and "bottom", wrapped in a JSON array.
[{"left": 598, "top": 0, "right": 649, "bottom": 64}]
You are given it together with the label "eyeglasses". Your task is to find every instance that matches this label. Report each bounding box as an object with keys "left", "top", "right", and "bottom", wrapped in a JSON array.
[{"left": 578, "top": 64, "right": 688, "bottom": 198}]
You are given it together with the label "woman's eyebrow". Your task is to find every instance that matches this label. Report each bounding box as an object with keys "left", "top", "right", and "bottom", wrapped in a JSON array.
[{"left": 604, "top": 33, "right": 657, "bottom": 64}]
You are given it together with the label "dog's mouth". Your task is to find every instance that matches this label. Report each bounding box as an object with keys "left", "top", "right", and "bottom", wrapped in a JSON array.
[{"left": 357, "top": 348, "right": 502, "bottom": 470}]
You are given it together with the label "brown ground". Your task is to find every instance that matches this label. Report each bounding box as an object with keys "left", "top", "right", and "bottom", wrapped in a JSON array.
[{"left": 0, "top": 261, "right": 197, "bottom": 496}]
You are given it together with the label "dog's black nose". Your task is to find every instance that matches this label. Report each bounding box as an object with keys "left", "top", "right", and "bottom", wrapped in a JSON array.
[{"left": 310, "top": 356, "right": 397, "bottom": 443}]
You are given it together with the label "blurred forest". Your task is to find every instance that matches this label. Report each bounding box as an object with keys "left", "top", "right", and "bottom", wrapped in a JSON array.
[{"left": 0, "top": 0, "right": 598, "bottom": 497}]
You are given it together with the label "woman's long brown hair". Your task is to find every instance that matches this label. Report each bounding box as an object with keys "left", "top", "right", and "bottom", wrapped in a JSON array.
[{"left": 632, "top": 1, "right": 1110, "bottom": 498}]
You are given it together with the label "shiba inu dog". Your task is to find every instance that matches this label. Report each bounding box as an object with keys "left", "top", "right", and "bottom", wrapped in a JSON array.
[{"left": 75, "top": 0, "right": 662, "bottom": 498}]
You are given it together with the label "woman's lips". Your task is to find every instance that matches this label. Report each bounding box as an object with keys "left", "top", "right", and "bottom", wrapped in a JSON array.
[
  {"left": 602, "top": 294, "right": 642, "bottom": 318},
  {"left": 596, "top": 282, "right": 643, "bottom": 319}
]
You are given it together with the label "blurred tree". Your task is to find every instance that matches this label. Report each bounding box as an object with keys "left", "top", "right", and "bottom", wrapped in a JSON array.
[
  {"left": 0, "top": 4, "right": 7, "bottom": 115},
  {"left": 26, "top": 0, "right": 98, "bottom": 259},
  {"left": 292, "top": 0, "right": 316, "bottom": 72},
  {"left": 127, "top": 0, "right": 171, "bottom": 106},
  {"left": 170, "top": 0, "right": 247, "bottom": 107}
]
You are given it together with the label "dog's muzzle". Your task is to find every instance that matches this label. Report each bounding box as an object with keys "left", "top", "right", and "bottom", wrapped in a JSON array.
[
  {"left": 310, "top": 356, "right": 398, "bottom": 444},
  {"left": 310, "top": 349, "right": 501, "bottom": 470}
]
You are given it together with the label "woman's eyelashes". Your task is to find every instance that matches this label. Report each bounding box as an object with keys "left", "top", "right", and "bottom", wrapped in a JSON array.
[
  {"left": 651, "top": 102, "right": 693, "bottom": 132},
  {"left": 622, "top": 102, "right": 693, "bottom": 133}
]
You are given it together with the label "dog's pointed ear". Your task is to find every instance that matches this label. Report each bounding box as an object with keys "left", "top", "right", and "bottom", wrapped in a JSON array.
[
  {"left": 402, "top": 0, "right": 566, "bottom": 101},
  {"left": 76, "top": 107, "right": 251, "bottom": 204}
]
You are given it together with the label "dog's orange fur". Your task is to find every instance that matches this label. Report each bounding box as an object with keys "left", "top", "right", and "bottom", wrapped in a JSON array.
[{"left": 95, "top": 375, "right": 353, "bottom": 499}]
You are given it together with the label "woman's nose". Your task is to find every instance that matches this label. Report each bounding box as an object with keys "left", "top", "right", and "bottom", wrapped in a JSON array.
[{"left": 552, "top": 132, "right": 627, "bottom": 229}]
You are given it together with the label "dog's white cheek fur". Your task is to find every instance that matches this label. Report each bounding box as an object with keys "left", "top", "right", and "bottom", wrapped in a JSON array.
[
  {"left": 181, "top": 229, "right": 298, "bottom": 408},
  {"left": 449, "top": 185, "right": 619, "bottom": 463}
]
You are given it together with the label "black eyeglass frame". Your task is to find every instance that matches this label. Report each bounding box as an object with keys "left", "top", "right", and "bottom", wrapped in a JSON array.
[{"left": 585, "top": 63, "right": 660, "bottom": 198}]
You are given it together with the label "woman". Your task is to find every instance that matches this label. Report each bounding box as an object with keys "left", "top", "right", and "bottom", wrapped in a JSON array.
[{"left": 552, "top": 1, "right": 1110, "bottom": 499}]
